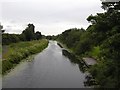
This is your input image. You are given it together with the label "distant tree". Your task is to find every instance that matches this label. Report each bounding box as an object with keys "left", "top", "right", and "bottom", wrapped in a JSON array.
[
  {"left": 87, "top": 14, "right": 97, "bottom": 24},
  {"left": 46, "top": 35, "right": 52, "bottom": 40},
  {"left": 0, "top": 24, "right": 5, "bottom": 33},
  {"left": 58, "top": 28, "right": 85, "bottom": 49},
  {"left": 22, "top": 24, "right": 35, "bottom": 41},
  {"left": 0, "top": 24, "right": 2, "bottom": 43},
  {"left": 19, "top": 34, "right": 26, "bottom": 41},
  {"left": 35, "top": 31, "right": 42, "bottom": 40},
  {"left": 2, "top": 34, "right": 20, "bottom": 45},
  {"left": 0, "top": 24, "right": 3, "bottom": 30}
]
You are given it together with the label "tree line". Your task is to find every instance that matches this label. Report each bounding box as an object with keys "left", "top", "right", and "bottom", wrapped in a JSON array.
[
  {"left": 1, "top": 24, "right": 42, "bottom": 45},
  {"left": 1, "top": 0, "right": 120, "bottom": 88},
  {"left": 56, "top": 1, "right": 120, "bottom": 88}
]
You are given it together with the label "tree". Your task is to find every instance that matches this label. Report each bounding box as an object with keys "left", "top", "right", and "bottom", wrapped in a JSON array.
[
  {"left": 0, "top": 24, "right": 3, "bottom": 44},
  {"left": 22, "top": 24, "right": 35, "bottom": 41},
  {"left": 35, "top": 31, "right": 42, "bottom": 40},
  {"left": 101, "top": 0, "right": 120, "bottom": 12},
  {"left": 0, "top": 24, "right": 5, "bottom": 33},
  {"left": 2, "top": 34, "right": 20, "bottom": 45}
]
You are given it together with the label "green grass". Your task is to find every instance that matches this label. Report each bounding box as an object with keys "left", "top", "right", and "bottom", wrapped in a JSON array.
[
  {"left": 0, "top": 45, "right": 1, "bottom": 54},
  {"left": 2, "top": 39, "right": 49, "bottom": 75},
  {"left": 87, "top": 46, "right": 101, "bottom": 59},
  {"left": 0, "top": 45, "right": 1, "bottom": 75}
]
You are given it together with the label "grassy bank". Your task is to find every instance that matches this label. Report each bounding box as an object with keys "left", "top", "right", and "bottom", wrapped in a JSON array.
[
  {"left": 0, "top": 45, "right": 2, "bottom": 75},
  {"left": 2, "top": 39, "right": 49, "bottom": 75}
]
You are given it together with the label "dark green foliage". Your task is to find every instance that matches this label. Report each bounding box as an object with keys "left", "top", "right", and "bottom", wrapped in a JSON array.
[
  {"left": 2, "top": 34, "right": 20, "bottom": 45},
  {"left": 58, "top": 28, "right": 85, "bottom": 49},
  {"left": 1, "top": 0, "right": 120, "bottom": 87},
  {"left": 0, "top": 24, "right": 3, "bottom": 44},
  {"left": 87, "top": 4, "right": 120, "bottom": 87},
  {"left": 57, "top": 1, "right": 120, "bottom": 87},
  {"left": 101, "top": 1, "right": 120, "bottom": 12},
  {"left": 101, "top": 33, "right": 120, "bottom": 60},
  {"left": 75, "top": 38, "right": 92, "bottom": 55},
  {"left": 58, "top": 28, "right": 94, "bottom": 55},
  {"left": 22, "top": 24, "right": 35, "bottom": 41},
  {"left": 19, "top": 34, "right": 26, "bottom": 41},
  {"left": 2, "top": 60, "right": 13, "bottom": 74},
  {"left": 35, "top": 31, "right": 42, "bottom": 40},
  {"left": 46, "top": 35, "right": 52, "bottom": 40},
  {"left": 46, "top": 35, "right": 58, "bottom": 40},
  {"left": 2, "top": 39, "right": 49, "bottom": 74},
  {"left": 2, "top": 23, "right": 43, "bottom": 45}
]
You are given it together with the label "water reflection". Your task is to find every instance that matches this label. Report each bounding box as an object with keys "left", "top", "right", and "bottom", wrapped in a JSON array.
[
  {"left": 62, "top": 49, "right": 98, "bottom": 87},
  {"left": 62, "top": 49, "right": 86, "bottom": 73},
  {"left": 3, "top": 41, "right": 86, "bottom": 88}
]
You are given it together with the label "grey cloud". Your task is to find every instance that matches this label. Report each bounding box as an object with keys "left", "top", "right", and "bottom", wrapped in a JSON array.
[{"left": 1, "top": 0, "right": 104, "bottom": 35}]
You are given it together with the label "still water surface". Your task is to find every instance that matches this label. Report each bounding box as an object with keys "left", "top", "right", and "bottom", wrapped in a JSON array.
[{"left": 3, "top": 41, "right": 86, "bottom": 88}]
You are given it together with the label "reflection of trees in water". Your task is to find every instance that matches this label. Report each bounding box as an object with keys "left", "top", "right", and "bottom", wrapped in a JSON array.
[
  {"left": 78, "top": 63, "right": 86, "bottom": 73},
  {"left": 62, "top": 49, "right": 79, "bottom": 63},
  {"left": 57, "top": 43, "right": 63, "bottom": 48},
  {"left": 62, "top": 49, "right": 98, "bottom": 87},
  {"left": 62, "top": 49, "right": 87, "bottom": 73},
  {"left": 62, "top": 49, "right": 86, "bottom": 72}
]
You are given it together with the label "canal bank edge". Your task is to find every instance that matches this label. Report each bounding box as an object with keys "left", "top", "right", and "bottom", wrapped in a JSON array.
[
  {"left": 57, "top": 41, "right": 98, "bottom": 87},
  {"left": 57, "top": 41, "right": 90, "bottom": 67},
  {"left": 2, "top": 39, "right": 49, "bottom": 75}
]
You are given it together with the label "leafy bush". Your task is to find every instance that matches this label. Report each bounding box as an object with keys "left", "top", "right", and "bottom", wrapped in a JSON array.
[
  {"left": 57, "top": 7, "right": 120, "bottom": 88},
  {"left": 2, "top": 60, "right": 13, "bottom": 74}
]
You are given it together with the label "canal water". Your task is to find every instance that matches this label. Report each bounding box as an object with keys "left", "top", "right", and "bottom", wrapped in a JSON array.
[{"left": 3, "top": 41, "right": 86, "bottom": 88}]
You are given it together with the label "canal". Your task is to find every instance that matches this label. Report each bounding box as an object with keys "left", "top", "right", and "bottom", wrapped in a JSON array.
[{"left": 3, "top": 41, "right": 86, "bottom": 88}]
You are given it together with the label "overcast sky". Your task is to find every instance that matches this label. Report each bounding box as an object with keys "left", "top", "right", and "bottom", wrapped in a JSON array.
[{"left": 0, "top": 0, "right": 104, "bottom": 35}]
